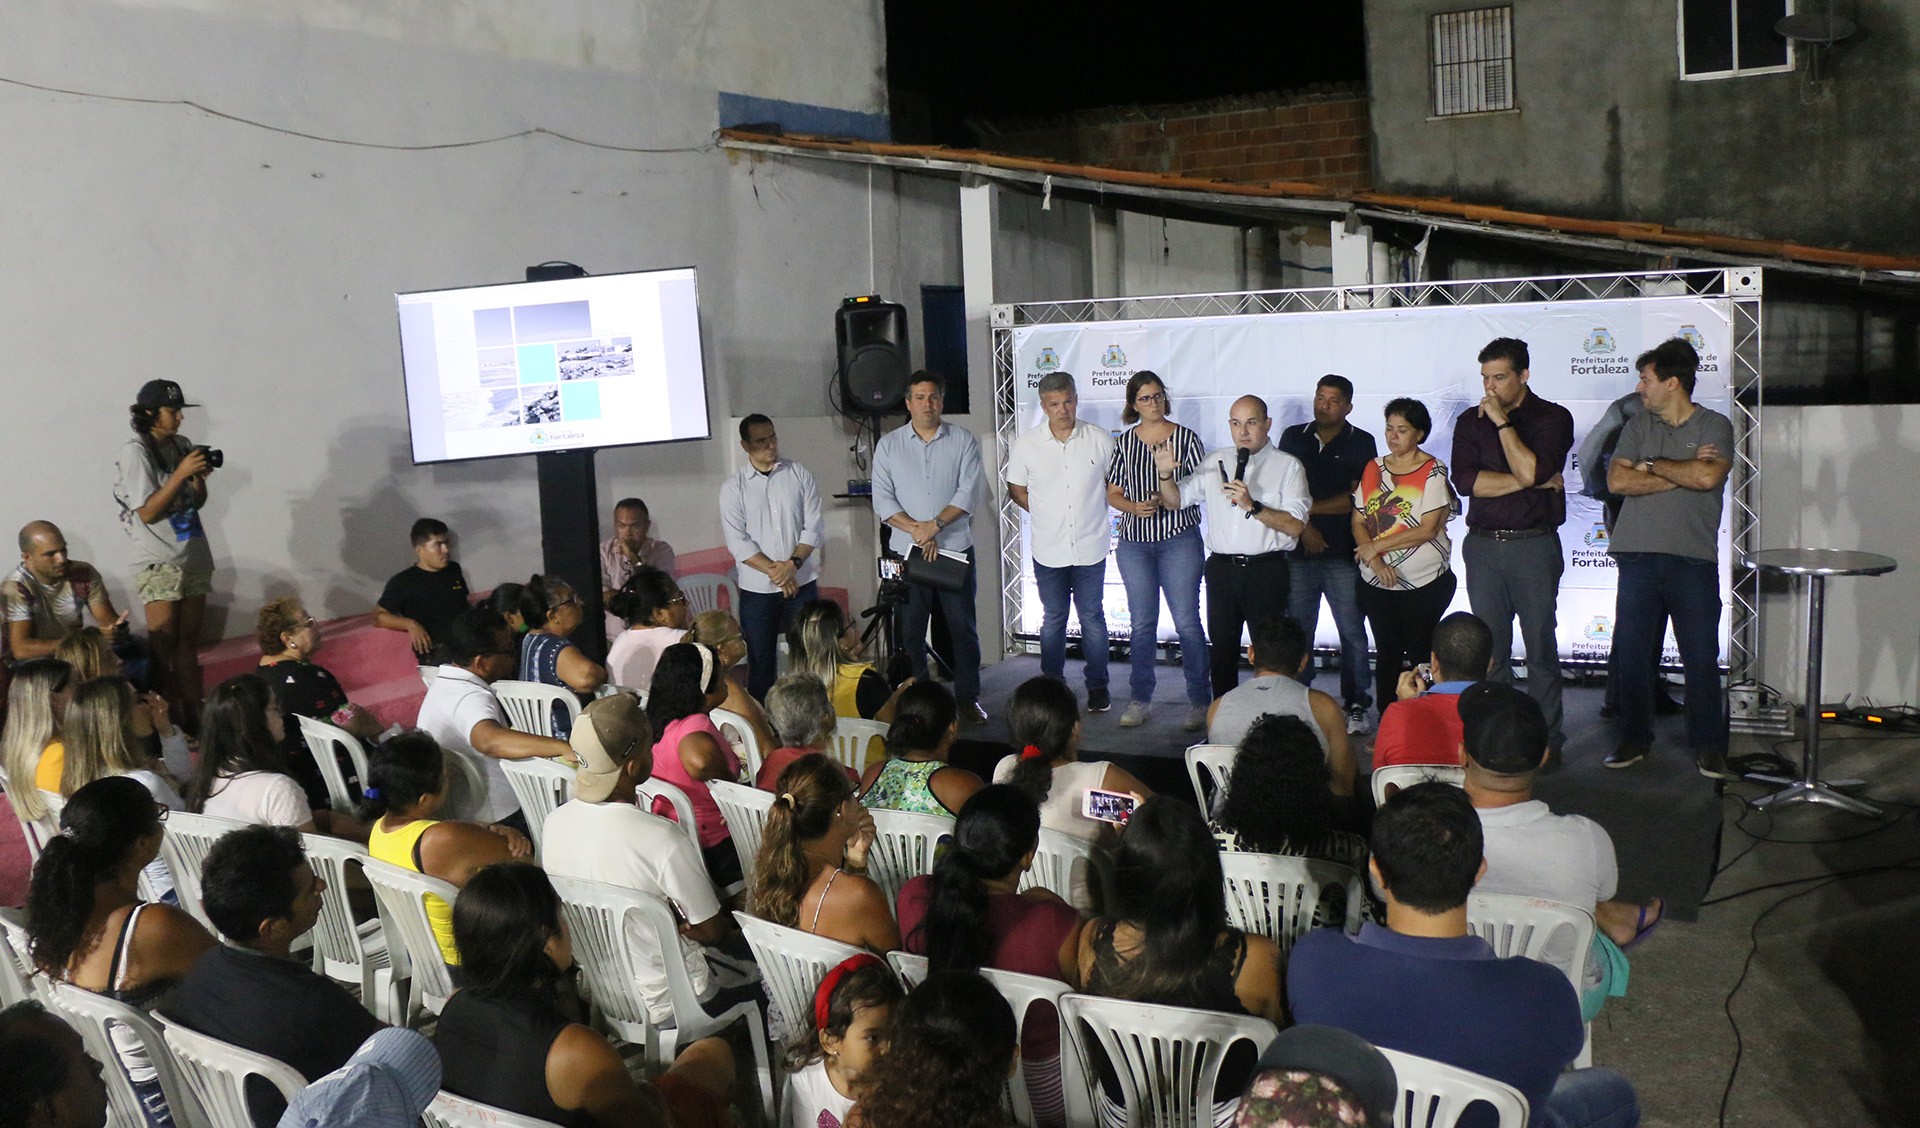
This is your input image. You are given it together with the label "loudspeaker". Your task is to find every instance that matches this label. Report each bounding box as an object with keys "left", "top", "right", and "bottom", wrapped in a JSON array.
[{"left": 837, "top": 297, "right": 911, "bottom": 414}]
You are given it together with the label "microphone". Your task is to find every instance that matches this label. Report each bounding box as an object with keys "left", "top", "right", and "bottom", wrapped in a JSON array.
[{"left": 1234, "top": 447, "right": 1250, "bottom": 483}]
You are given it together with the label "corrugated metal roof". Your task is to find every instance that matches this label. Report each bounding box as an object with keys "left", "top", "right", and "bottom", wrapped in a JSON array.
[{"left": 719, "top": 128, "right": 1920, "bottom": 279}]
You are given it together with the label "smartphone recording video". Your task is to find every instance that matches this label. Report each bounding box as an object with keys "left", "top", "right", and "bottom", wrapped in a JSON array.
[{"left": 1081, "top": 787, "right": 1138, "bottom": 825}]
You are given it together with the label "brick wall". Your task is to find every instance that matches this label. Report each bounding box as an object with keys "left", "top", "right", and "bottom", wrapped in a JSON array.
[{"left": 975, "top": 87, "right": 1372, "bottom": 192}]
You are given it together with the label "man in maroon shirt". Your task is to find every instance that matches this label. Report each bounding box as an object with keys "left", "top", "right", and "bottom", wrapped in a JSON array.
[{"left": 1451, "top": 338, "right": 1575, "bottom": 767}]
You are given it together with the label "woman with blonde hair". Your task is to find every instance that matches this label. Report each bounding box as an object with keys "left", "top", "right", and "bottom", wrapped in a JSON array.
[
  {"left": 4, "top": 657, "right": 73, "bottom": 810},
  {"left": 60, "top": 629, "right": 188, "bottom": 783},
  {"left": 55, "top": 627, "right": 119, "bottom": 681},
  {"left": 57, "top": 675, "right": 185, "bottom": 900},
  {"left": 786, "top": 599, "right": 910, "bottom": 724},
  {"left": 749, "top": 752, "right": 897, "bottom": 954}
]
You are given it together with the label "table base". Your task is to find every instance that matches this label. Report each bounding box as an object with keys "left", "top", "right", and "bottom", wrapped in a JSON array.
[{"left": 1746, "top": 774, "right": 1880, "bottom": 817}]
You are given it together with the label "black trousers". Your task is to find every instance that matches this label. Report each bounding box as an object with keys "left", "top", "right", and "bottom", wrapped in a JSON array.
[
  {"left": 1357, "top": 571, "right": 1458, "bottom": 716},
  {"left": 1204, "top": 552, "right": 1291, "bottom": 697}
]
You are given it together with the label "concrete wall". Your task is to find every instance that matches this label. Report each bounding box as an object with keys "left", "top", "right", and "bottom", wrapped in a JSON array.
[
  {"left": 0, "top": 0, "right": 953, "bottom": 641},
  {"left": 1364, "top": 0, "right": 1920, "bottom": 256}
]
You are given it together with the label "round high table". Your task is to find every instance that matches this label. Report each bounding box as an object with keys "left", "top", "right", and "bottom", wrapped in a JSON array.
[{"left": 1742, "top": 548, "right": 1899, "bottom": 816}]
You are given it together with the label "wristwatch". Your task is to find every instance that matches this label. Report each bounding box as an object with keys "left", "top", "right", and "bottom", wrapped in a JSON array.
[
  {"left": 1245, "top": 500, "right": 1266, "bottom": 519},
  {"left": 1496, "top": 421, "right": 1514, "bottom": 431}
]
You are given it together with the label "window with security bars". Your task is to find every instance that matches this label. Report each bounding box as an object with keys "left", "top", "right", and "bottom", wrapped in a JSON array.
[
  {"left": 1680, "top": 0, "right": 1792, "bottom": 79},
  {"left": 1431, "top": 7, "right": 1515, "bottom": 116}
]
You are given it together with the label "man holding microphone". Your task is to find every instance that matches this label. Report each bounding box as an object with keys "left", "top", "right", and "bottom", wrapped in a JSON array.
[{"left": 1156, "top": 395, "right": 1311, "bottom": 697}]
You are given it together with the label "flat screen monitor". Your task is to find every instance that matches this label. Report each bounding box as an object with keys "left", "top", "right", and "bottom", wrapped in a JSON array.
[{"left": 396, "top": 267, "right": 711, "bottom": 464}]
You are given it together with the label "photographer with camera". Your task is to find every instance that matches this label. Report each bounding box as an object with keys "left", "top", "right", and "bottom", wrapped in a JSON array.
[{"left": 114, "top": 378, "right": 218, "bottom": 729}]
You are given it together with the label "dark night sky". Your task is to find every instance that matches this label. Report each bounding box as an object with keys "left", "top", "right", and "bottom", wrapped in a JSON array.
[{"left": 885, "top": 2, "right": 1370, "bottom": 145}]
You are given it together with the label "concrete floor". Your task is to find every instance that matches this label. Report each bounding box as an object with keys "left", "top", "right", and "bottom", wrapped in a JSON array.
[{"left": 1590, "top": 724, "right": 1920, "bottom": 1127}]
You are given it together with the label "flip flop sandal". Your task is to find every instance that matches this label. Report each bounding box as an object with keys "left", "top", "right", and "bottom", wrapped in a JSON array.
[{"left": 1621, "top": 897, "right": 1665, "bottom": 950}]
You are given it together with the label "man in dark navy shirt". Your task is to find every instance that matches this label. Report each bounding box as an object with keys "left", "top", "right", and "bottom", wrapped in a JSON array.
[
  {"left": 1277, "top": 375, "right": 1378, "bottom": 735},
  {"left": 1451, "top": 338, "right": 1575, "bottom": 764},
  {"left": 1288, "top": 782, "right": 1639, "bottom": 1128},
  {"left": 374, "top": 516, "right": 471, "bottom": 664}
]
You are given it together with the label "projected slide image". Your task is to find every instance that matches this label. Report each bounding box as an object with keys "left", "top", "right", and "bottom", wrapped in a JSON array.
[
  {"left": 517, "top": 344, "right": 560, "bottom": 385},
  {"left": 477, "top": 348, "right": 518, "bottom": 387},
  {"left": 556, "top": 337, "right": 633, "bottom": 381},
  {"left": 560, "top": 381, "right": 602, "bottom": 421},
  {"left": 444, "top": 389, "right": 520, "bottom": 431},
  {"left": 511, "top": 301, "right": 593, "bottom": 343},
  {"left": 522, "top": 385, "right": 561, "bottom": 424}
]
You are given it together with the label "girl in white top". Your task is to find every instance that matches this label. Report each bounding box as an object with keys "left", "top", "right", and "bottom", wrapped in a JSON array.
[
  {"left": 187, "top": 673, "right": 366, "bottom": 840},
  {"left": 604, "top": 565, "right": 691, "bottom": 693},
  {"left": 992, "top": 676, "right": 1152, "bottom": 912},
  {"left": 784, "top": 954, "right": 902, "bottom": 1128}
]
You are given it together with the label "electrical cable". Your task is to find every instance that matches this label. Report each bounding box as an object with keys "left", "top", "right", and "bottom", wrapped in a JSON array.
[{"left": 0, "top": 73, "right": 715, "bottom": 154}]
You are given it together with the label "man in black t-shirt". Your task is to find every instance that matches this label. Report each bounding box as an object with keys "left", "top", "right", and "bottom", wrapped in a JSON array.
[
  {"left": 374, "top": 516, "right": 470, "bottom": 663},
  {"left": 169, "top": 826, "right": 385, "bottom": 1127}
]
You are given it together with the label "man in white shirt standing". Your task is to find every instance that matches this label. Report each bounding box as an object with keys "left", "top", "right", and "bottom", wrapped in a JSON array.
[
  {"left": 720, "top": 414, "right": 825, "bottom": 700},
  {"left": 415, "top": 606, "right": 577, "bottom": 832},
  {"left": 1005, "top": 373, "right": 1115, "bottom": 712},
  {"left": 1156, "top": 394, "right": 1311, "bottom": 701},
  {"left": 542, "top": 694, "right": 746, "bottom": 1026}
]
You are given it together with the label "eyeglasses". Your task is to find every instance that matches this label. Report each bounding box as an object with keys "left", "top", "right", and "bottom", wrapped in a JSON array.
[
  {"left": 154, "top": 804, "right": 169, "bottom": 822},
  {"left": 1135, "top": 393, "right": 1167, "bottom": 405},
  {"left": 667, "top": 595, "right": 688, "bottom": 606}
]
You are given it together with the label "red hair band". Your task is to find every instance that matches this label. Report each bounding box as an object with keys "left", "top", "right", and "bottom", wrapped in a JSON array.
[
  {"left": 1020, "top": 743, "right": 1047, "bottom": 761},
  {"left": 814, "top": 953, "right": 885, "bottom": 1032}
]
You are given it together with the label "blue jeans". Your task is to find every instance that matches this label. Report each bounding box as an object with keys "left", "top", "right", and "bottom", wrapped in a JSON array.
[
  {"left": 1611, "top": 552, "right": 1725, "bottom": 753},
  {"left": 897, "top": 553, "right": 981, "bottom": 705},
  {"left": 739, "top": 581, "right": 817, "bottom": 700},
  {"left": 1114, "top": 527, "right": 1211, "bottom": 707},
  {"left": 1287, "top": 553, "right": 1372, "bottom": 709},
  {"left": 1540, "top": 1067, "right": 1640, "bottom": 1128},
  {"left": 1035, "top": 561, "right": 1110, "bottom": 692}
]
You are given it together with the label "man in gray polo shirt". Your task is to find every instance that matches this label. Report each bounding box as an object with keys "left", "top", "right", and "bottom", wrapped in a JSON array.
[{"left": 1602, "top": 338, "right": 1736, "bottom": 776}]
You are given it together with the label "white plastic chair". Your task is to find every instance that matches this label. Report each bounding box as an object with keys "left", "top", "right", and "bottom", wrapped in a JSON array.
[
  {"left": 498, "top": 758, "right": 576, "bottom": 856},
  {"left": 0, "top": 907, "right": 42, "bottom": 1006},
  {"left": 423, "top": 1090, "right": 566, "bottom": 1127},
  {"left": 552, "top": 876, "right": 774, "bottom": 1119},
  {"left": 1, "top": 770, "right": 59, "bottom": 864},
  {"left": 711, "top": 707, "right": 764, "bottom": 780},
  {"left": 493, "top": 679, "right": 582, "bottom": 739},
  {"left": 635, "top": 777, "right": 701, "bottom": 849},
  {"left": 865, "top": 808, "right": 953, "bottom": 907},
  {"left": 827, "top": 717, "right": 891, "bottom": 775},
  {"left": 1017, "top": 827, "right": 1096, "bottom": 901},
  {"left": 708, "top": 780, "right": 773, "bottom": 884},
  {"left": 733, "top": 912, "right": 863, "bottom": 1044},
  {"left": 982, "top": 966, "right": 1091, "bottom": 1128},
  {"left": 1058, "top": 993, "right": 1280, "bottom": 1128},
  {"left": 1370, "top": 764, "right": 1466, "bottom": 807},
  {"left": 295, "top": 714, "right": 371, "bottom": 814},
  {"left": 1376, "top": 1046, "right": 1530, "bottom": 1128},
  {"left": 1184, "top": 744, "right": 1236, "bottom": 815},
  {"left": 362, "top": 857, "right": 460, "bottom": 1028},
  {"left": 156, "top": 1011, "right": 306, "bottom": 1128},
  {"left": 158, "top": 810, "right": 250, "bottom": 935},
  {"left": 1219, "top": 851, "right": 1367, "bottom": 954},
  {"left": 299, "top": 832, "right": 392, "bottom": 1020},
  {"left": 419, "top": 665, "right": 439, "bottom": 690},
  {"left": 680, "top": 573, "right": 738, "bottom": 618},
  {"left": 1466, "top": 892, "right": 1598, "bottom": 1067},
  {"left": 886, "top": 949, "right": 929, "bottom": 987},
  {"left": 48, "top": 980, "right": 207, "bottom": 1127}
]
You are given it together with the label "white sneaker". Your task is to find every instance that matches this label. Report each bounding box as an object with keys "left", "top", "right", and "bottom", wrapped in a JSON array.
[
  {"left": 1183, "top": 706, "right": 1208, "bottom": 732},
  {"left": 1118, "top": 701, "right": 1152, "bottom": 728},
  {"left": 1346, "top": 704, "right": 1371, "bottom": 735}
]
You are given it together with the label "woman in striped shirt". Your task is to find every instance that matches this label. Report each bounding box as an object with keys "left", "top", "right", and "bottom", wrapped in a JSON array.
[{"left": 1104, "top": 371, "right": 1212, "bottom": 731}]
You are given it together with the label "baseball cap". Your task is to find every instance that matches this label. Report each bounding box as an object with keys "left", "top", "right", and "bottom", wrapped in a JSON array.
[
  {"left": 1241, "top": 1024, "right": 1398, "bottom": 1128},
  {"left": 276, "top": 1027, "right": 441, "bottom": 1128},
  {"left": 570, "top": 692, "right": 651, "bottom": 802},
  {"left": 1457, "top": 681, "right": 1549, "bottom": 774},
  {"left": 135, "top": 380, "right": 197, "bottom": 410}
]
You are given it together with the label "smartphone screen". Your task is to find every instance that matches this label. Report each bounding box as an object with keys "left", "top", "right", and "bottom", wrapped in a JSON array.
[{"left": 1082, "top": 787, "right": 1137, "bottom": 825}]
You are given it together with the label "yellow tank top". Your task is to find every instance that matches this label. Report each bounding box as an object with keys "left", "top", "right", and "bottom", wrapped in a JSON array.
[
  {"left": 35, "top": 741, "right": 65, "bottom": 793},
  {"left": 367, "top": 817, "right": 460, "bottom": 967},
  {"left": 830, "top": 662, "right": 886, "bottom": 769}
]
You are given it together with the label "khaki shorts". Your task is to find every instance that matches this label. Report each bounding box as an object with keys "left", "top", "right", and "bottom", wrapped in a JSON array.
[{"left": 133, "top": 563, "right": 214, "bottom": 604}]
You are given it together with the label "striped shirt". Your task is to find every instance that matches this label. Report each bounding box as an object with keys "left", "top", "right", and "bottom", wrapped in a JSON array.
[{"left": 1106, "top": 424, "right": 1205, "bottom": 542}]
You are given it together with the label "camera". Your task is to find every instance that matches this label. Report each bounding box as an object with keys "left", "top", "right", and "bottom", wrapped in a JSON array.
[{"left": 191, "top": 445, "right": 224, "bottom": 469}]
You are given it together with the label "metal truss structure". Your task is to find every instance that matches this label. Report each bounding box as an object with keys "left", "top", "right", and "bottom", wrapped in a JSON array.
[{"left": 991, "top": 267, "right": 1767, "bottom": 695}]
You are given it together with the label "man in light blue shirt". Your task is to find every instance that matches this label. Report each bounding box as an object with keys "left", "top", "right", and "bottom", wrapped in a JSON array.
[
  {"left": 871, "top": 371, "right": 986, "bottom": 724},
  {"left": 720, "top": 414, "right": 825, "bottom": 698}
]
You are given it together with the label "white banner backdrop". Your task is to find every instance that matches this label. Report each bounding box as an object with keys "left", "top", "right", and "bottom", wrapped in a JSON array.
[{"left": 1005, "top": 295, "right": 1736, "bottom": 665}]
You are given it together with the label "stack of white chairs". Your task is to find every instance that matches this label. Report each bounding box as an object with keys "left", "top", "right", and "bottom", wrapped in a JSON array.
[
  {"left": 1377, "top": 1046, "right": 1530, "bottom": 1128},
  {"left": 1058, "top": 993, "right": 1279, "bottom": 1128},
  {"left": 551, "top": 876, "right": 774, "bottom": 1120},
  {"left": 362, "top": 856, "right": 460, "bottom": 1029},
  {"left": 295, "top": 714, "right": 373, "bottom": 814},
  {"left": 493, "top": 680, "right": 582, "bottom": 739},
  {"left": 498, "top": 758, "right": 576, "bottom": 856},
  {"left": 156, "top": 1012, "right": 306, "bottom": 1128},
  {"left": 1219, "top": 851, "right": 1367, "bottom": 952}
]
